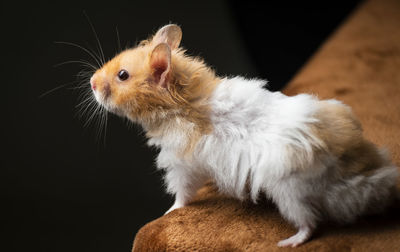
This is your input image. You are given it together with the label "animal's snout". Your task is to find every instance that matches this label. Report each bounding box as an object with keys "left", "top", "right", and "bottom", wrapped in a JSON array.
[{"left": 90, "top": 76, "right": 97, "bottom": 91}]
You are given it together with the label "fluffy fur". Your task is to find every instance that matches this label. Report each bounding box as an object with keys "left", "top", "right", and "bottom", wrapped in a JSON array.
[{"left": 90, "top": 24, "right": 399, "bottom": 247}]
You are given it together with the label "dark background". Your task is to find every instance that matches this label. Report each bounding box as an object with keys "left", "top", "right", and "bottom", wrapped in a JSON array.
[{"left": 1, "top": 1, "right": 359, "bottom": 251}]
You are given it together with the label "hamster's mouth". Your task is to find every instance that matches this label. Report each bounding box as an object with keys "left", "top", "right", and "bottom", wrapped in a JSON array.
[
  {"left": 93, "top": 89, "right": 105, "bottom": 104},
  {"left": 92, "top": 91, "right": 125, "bottom": 117}
]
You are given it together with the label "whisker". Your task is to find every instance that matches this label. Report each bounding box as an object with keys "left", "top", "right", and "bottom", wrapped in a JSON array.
[
  {"left": 54, "top": 60, "right": 97, "bottom": 70},
  {"left": 84, "top": 102, "right": 102, "bottom": 128},
  {"left": 54, "top": 41, "right": 103, "bottom": 68},
  {"left": 83, "top": 41, "right": 105, "bottom": 68},
  {"left": 75, "top": 94, "right": 94, "bottom": 109},
  {"left": 76, "top": 92, "right": 96, "bottom": 116},
  {"left": 115, "top": 25, "right": 122, "bottom": 53},
  {"left": 71, "top": 84, "right": 90, "bottom": 94},
  {"left": 94, "top": 107, "right": 102, "bottom": 140},
  {"left": 80, "top": 101, "right": 97, "bottom": 123},
  {"left": 83, "top": 11, "right": 106, "bottom": 65},
  {"left": 76, "top": 68, "right": 94, "bottom": 79},
  {"left": 103, "top": 110, "right": 108, "bottom": 146},
  {"left": 78, "top": 102, "right": 95, "bottom": 120},
  {"left": 57, "top": 14, "right": 111, "bottom": 147},
  {"left": 39, "top": 69, "right": 91, "bottom": 99},
  {"left": 38, "top": 82, "right": 76, "bottom": 99},
  {"left": 97, "top": 106, "right": 108, "bottom": 146},
  {"left": 69, "top": 85, "right": 89, "bottom": 91}
]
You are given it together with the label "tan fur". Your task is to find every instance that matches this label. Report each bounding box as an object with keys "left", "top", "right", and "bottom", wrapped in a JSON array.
[
  {"left": 92, "top": 28, "right": 220, "bottom": 157},
  {"left": 312, "top": 101, "right": 363, "bottom": 155},
  {"left": 311, "top": 101, "right": 387, "bottom": 177},
  {"left": 144, "top": 49, "right": 220, "bottom": 156}
]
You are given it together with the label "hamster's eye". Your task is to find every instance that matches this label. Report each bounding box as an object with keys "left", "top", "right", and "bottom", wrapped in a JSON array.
[{"left": 117, "top": 69, "right": 129, "bottom": 81}]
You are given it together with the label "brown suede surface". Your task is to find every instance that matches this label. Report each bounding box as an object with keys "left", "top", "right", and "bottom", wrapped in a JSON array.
[{"left": 132, "top": 0, "right": 400, "bottom": 251}]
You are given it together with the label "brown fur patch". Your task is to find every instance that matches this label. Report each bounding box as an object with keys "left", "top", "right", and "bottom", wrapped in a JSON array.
[
  {"left": 312, "top": 101, "right": 362, "bottom": 155},
  {"left": 144, "top": 48, "right": 221, "bottom": 156},
  {"left": 338, "top": 139, "right": 387, "bottom": 177},
  {"left": 312, "top": 101, "right": 386, "bottom": 177}
]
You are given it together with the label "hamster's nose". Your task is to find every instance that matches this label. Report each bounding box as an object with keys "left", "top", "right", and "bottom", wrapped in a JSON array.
[{"left": 90, "top": 76, "right": 97, "bottom": 91}]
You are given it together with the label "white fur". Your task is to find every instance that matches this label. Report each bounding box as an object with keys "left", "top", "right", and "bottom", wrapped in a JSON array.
[{"left": 149, "top": 77, "right": 399, "bottom": 245}]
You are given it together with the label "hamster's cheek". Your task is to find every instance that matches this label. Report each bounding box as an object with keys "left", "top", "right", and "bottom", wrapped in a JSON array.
[{"left": 112, "top": 91, "right": 130, "bottom": 109}]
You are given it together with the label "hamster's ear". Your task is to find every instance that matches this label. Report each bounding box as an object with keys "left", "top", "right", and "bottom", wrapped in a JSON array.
[
  {"left": 152, "top": 24, "right": 182, "bottom": 50},
  {"left": 149, "top": 43, "right": 171, "bottom": 88}
]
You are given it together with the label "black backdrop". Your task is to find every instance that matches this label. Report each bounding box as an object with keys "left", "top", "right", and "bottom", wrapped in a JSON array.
[{"left": 2, "top": 1, "right": 359, "bottom": 251}]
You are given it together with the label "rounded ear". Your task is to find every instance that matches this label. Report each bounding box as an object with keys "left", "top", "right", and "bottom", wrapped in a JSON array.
[
  {"left": 149, "top": 43, "right": 171, "bottom": 88},
  {"left": 152, "top": 24, "right": 182, "bottom": 50}
]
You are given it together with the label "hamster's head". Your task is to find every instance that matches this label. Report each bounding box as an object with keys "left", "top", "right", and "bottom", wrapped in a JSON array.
[{"left": 89, "top": 24, "right": 185, "bottom": 122}]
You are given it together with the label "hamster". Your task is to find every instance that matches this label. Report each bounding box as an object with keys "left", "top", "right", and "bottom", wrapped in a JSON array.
[{"left": 89, "top": 24, "right": 399, "bottom": 247}]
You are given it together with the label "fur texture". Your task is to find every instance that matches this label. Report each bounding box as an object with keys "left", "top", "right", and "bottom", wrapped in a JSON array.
[{"left": 90, "top": 24, "right": 399, "bottom": 247}]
